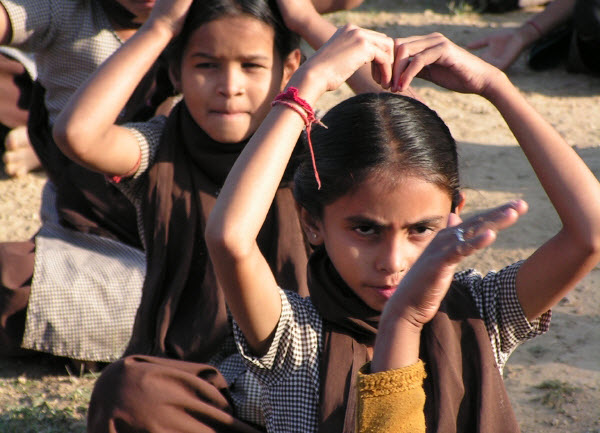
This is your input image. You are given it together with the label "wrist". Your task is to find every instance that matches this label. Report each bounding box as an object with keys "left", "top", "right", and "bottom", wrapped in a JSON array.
[
  {"left": 480, "top": 67, "right": 512, "bottom": 102},
  {"left": 143, "top": 16, "right": 180, "bottom": 41},
  {"left": 518, "top": 20, "right": 543, "bottom": 46},
  {"left": 286, "top": 66, "right": 327, "bottom": 107},
  {"left": 371, "top": 315, "right": 422, "bottom": 373}
]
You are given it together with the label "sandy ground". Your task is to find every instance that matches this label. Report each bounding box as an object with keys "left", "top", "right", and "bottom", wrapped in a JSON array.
[{"left": 0, "top": 1, "right": 599, "bottom": 431}]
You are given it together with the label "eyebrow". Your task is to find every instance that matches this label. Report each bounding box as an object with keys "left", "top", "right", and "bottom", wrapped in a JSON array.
[
  {"left": 344, "top": 215, "right": 446, "bottom": 227},
  {"left": 189, "top": 52, "right": 271, "bottom": 61}
]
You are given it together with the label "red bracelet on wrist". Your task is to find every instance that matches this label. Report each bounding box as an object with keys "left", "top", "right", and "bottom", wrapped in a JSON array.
[{"left": 272, "top": 87, "right": 327, "bottom": 189}]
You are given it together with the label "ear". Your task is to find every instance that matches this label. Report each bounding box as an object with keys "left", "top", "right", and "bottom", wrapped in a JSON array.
[
  {"left": 297, "top": 205, "right": 324, "bottom": 246},
  {"left": 280, "top": 49, "right": 302, "bottom": 91},
  {"left": 453, "top": 191, "right": 467, "bottom": 216},
  {"left": 169, "top": 62, "right": 182, "bottom": 94}
]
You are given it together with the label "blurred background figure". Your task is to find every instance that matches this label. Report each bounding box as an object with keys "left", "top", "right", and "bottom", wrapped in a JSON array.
[
  {"left": 469, "top": 0, "right": 600, "bottom": 74},
  {"left": 0, "top": 46, "right": 38, "bottom": 178}
]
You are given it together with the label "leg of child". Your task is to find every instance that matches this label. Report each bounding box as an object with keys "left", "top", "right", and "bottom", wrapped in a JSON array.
[
  {"left": 0, "top": 240, "right": 35, "bottom": 356},
  {"left": 3, "top": 126, "right": 41, "bottom": 177},
  {"left": 0, "top": 50, "right": 39, "bottom": 177},
  {"left": 88, "top": 355, "right": 265, "bottom": 433}
]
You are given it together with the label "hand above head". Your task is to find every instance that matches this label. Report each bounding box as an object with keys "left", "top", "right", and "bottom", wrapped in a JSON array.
[
  {"left": 467, "top": 26, "right": 539, "bottom": 71},
  {"left": 389, "top": 33, "right": 508, "bottom": 98},
  {"left": 290, "top": 24, "right": 395, "bottom": 102},
  {"left": 146, "top": 0, "right": 193, "bottom": 37}
]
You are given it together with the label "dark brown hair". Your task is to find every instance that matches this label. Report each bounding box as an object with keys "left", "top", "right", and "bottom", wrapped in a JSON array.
[
  {"left": 293, "top": 93, "right": 460, "bottom": 218},
  {"left": 168, "top": 0, "right": 300, "bottom": 79}
]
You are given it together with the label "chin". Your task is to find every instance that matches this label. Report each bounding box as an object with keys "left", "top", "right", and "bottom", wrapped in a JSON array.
[{"left": 206, "top": 128, "right": 252, "bottom": 144}]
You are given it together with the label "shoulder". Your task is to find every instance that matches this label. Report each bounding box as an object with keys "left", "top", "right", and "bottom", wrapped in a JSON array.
[
  {"left": 2, "top": 0, "right": 84, "bottom": 46},
  {"left": 454, "top": 261, "right": 523, "bottom": 296}
]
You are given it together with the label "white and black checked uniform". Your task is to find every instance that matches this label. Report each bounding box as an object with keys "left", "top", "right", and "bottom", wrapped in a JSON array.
[
  {"left": 1, "top": 0, "right": 148, "bottom": 362},
  {"left": 233, "top": 260, "right": 551, "bottom": 433}
]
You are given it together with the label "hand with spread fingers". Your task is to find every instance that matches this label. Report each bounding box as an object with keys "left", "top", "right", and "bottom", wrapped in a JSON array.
[
  {"left": 466, "top": 28, "right": 535, "bottom": 71},
  {"left": 372, "top": 199, "right": 528, "bottom": 372}
]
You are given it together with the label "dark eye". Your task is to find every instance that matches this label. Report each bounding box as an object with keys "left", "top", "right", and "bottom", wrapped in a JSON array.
[
  {"left": 243, "top": 62, "right": 264, "bottom": 69},
  {"left": 354, "top": 225, "right": 377, "bottom": 236},
  {"left": 410, "top": 224, "right": 434, "bottom": 237},
  {"left": 195, "top": 62, "right": 218, "bottom": 69}
]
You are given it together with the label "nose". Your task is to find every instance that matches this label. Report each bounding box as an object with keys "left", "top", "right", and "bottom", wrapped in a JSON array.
[
  {"left": 217, "top": 64, "right": 244, "bottom": 97},
  {"left": 375, "top": 235, "right": 409, "bottom": 278}
]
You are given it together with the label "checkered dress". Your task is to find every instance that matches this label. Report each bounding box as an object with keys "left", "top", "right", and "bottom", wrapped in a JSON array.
[
  {"left": 3, "top": 0, "right": 150, "bottom": 362},
  {"left": 233, "top": 260, "right": 551, "bottom": 433},
  {"left": 2, "top": 0, "right": 125, "bottom": 125}
]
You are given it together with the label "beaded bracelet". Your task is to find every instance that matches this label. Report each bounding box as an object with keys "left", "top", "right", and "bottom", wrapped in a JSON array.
[{"left": 272, "top": 87, "right": 327, "bottom": 189}]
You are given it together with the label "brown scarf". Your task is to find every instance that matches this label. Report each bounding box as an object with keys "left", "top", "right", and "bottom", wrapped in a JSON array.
[
  {"left": 307, "top": 247, "right": 379, "bottom": 433},
  {"left": 125, "top": 101, "right": 309, "bottom": 362},
  {"left": 308, "top": 247, "right": 521, "bottom": 433},
  {"left": 420, "top": 282, "right": 521, "bottom": 433}
]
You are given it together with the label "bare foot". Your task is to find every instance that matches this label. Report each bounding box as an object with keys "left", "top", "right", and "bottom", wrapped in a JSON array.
[{"left": 2, "top": 125, "right": 41, "bottom": 177}]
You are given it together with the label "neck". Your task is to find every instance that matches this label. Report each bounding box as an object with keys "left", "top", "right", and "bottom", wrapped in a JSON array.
[{"left": 100, "top": 0, "right": 143, "bottom": 32}]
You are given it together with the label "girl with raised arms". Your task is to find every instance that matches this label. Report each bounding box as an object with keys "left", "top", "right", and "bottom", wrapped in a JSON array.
[
  {"left": 53, "top": 0, "right": 408, "bottom": 430},
  {"left": 205, "top": 26, "right": 600, "bottom": 432}
]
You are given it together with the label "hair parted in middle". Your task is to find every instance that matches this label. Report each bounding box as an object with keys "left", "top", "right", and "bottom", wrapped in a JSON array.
[{"left": 293, "top": 92, "right": 461, "bottom": 218}]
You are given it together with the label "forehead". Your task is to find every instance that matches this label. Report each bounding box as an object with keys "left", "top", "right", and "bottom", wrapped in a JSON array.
[
  {"left": 322, "top": 173, "right": 452, "bottom": 226},
  {"left": 184, "top": 15, "right": 276, "bottom": 59}
]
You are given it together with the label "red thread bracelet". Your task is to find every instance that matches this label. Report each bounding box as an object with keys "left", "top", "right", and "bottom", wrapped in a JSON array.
[
  {"left": 109, "top": 150, "right": 141, "bottom": 184},
  {"left": 272, "top": 87, "right": 326, "bottom": 190}
]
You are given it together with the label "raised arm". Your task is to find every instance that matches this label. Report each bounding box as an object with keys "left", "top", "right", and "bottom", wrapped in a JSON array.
[
  {"left": 393, "top": 33, "right": 600, "bottom": 321},
  {"left": 205, "top": 25, "right": 395, "bottom": 355},
  {"left": 277, "top": 0, "right": 415, "bottom": 96},
  {"left": 53, "top": 0, "right": 192, "bottom": 177}
]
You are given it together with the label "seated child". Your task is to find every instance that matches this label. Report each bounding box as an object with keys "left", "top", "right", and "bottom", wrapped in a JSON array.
[{"left": 205, "top": 27, "right": 600, "bottom": 432}]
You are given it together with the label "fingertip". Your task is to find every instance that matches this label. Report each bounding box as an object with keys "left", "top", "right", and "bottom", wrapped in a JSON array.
[{"left": 508, "top": 199, "right": 529, "bottom": 215}]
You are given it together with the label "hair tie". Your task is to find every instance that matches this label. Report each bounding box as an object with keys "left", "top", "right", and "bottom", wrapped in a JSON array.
[{"left": 272, "top": 87, "right": 327, "bottom": 190}]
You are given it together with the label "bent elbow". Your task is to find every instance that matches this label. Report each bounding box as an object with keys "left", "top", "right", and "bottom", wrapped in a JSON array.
[
  {"left": 205, "top": 219, "right": 254, "bottom": 264},
  {"left": 52, "top": 120, "right": 91, "bottom": 164},
  {"left": 569, "top": 228, "right": 600, "bottom": 263}
]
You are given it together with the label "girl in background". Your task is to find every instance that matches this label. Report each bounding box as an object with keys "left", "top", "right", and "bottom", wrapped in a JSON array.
[
  {"left": 55, "top": 0, "right": 395, "bottom": 429},
  {"left": 0, "top": 0, "right": 174, "bottom": 369}
]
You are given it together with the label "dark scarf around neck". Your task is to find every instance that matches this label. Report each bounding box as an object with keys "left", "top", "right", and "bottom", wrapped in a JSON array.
[
  {"left": 126, "top": 101, "right": 309, "bottom": 361},
  {"left": 307, "top": 247, "right": 380, "bottom": 433},
  {"left": 308, "top": 246, "right": 521, "bottom": 433},
  {"left": 99, "top": 0, "right": 143, "bottom": 30}
]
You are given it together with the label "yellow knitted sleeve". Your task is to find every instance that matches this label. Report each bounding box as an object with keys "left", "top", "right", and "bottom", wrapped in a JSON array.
[{"left": 355, "top": 360, "right": 426, "bottom": 433}]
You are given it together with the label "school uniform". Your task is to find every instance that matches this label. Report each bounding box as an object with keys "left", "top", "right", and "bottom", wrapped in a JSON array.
[
  {"left": 232, "top": 247, "right": 550, "bottom": 433},
  {"left": 87, "top": 101, "right": 309, "bottom": 432},
  {"left": 0, "top": 0, "right": 170, "bottom": 362}
]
